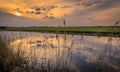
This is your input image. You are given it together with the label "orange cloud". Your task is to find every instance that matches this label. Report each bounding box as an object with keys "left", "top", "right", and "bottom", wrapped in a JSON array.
[{"left": 0, "top": 0, "right": 82, "bottom": 20}]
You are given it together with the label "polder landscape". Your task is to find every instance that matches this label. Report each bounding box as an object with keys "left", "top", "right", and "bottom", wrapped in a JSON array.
[{"left": 0, "top": 0, "right": 120, "bottom": 72}]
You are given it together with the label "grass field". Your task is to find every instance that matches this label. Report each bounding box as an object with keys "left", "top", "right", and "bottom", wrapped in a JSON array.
[
  {"left": 1, "top": 27, "right": 120, "bottom": 36},
  {"left": 4, "top": 27, "right": 120, "bottom": 32}
]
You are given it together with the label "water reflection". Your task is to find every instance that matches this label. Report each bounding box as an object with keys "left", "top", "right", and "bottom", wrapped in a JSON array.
[{"left": 0, "top": 31, "right": 120, "bottom": 71}]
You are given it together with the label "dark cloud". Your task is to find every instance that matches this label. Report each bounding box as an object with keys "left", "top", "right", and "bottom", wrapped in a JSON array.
[
  {"left": 84, "top": 1, "right": 101, "bottom": 7},
  {"left": 0, "top": 11, "right": 12, "bottom": 17},
  {"left": 26, "top": 11, "right": 34, "bottom": 14},
  {"left": 64, "top": 0, "right": 81, "bottom": 2},
  {"left": 0, "top": 10, "right": 51, "bottom": 27},
  {"left": 35, "top": 8, "right": 41, "bottom": 11},
  {"left": 40, "top": 7, "right": 46, "bottom": 10},
  {"left": 35, "top": 12, "right": 41, "bottom": 15},
  {"left": 49, "top": 16, "right": 55, "bottom": 19},
  {"left": 85, "top": 1, "right": 111, "bottom": 11},
  {"left": 43, "top": 15, "right": 55, "bottom": 19},
  {"left": 84, "top": 0, "right": 120, "bottom": 11},
  {"left": 49, "top": 5, "right": 58, "bottom": 10},
  {"left": 76, "top": 3, "right": 82, "bottom": 6},
  {"left": 26, "top": 11, "right": 29, "bottom": 13},
  {"left": 61, "top": 5, "right": 71, "bottom": 8},
  {"left": 42, "top": 8, "right": 46, "bottom": 10},
  {"left": 30, "top": 11, "right": 34, "bottom": 14}
]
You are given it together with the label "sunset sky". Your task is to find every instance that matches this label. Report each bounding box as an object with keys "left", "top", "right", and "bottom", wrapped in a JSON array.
[{"left": 0, "top": 0, "right": 120, "bottom": 27}]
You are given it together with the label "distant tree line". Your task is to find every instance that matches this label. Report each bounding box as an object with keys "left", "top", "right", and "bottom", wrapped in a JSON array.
[
  {"left": 0, "top": 26, "right": 7, "bottom": 29},
  {"left": 0, "top": 26, "right": 120, "bottom": 28}
]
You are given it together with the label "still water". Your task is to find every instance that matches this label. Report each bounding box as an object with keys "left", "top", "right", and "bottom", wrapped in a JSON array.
[{"left": 0, "top": 31, "right": 120, "bottom": 71}]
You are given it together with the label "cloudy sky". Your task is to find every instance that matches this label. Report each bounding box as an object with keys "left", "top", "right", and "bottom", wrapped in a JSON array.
[{"left": 0, "top": 0, "right": 120, "bottom": 27}]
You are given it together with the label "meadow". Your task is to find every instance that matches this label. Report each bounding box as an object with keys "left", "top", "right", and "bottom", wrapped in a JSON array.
[{"left": 3, "top": 26, "right": 120, "bottom": 36}]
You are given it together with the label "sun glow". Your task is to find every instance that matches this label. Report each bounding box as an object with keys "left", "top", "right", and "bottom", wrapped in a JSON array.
[{"left": 15, "top": 12, "right": 21, "bottom": 16}]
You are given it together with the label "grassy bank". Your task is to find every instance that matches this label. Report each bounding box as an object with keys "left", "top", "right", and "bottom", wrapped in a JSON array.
[
  {"left": 4, "top": 27, "right": 120, "bottom": 32},
  {"left": 1, "top": 26, "right": 120, "bottom": 37}
]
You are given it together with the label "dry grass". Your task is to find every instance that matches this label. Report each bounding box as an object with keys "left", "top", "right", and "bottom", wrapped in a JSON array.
[{"left": 0, "top": 37, "right": 27, "bottom": 72}]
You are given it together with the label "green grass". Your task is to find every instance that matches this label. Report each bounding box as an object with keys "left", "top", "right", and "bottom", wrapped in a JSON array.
[
  {"left": 5, "top": 27, "right": 120, "bottom": 33},
  {"left": 1, "top": 27, "right": 120, "bottom": 37}
]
